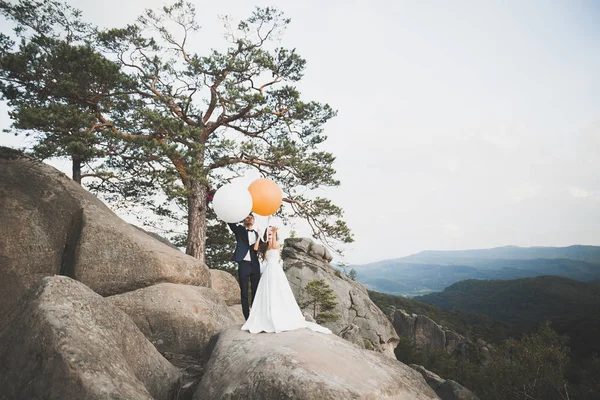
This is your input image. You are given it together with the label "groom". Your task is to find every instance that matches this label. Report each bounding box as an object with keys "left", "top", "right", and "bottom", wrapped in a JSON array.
[{"left": 228, "top": 213, "right": 261, "bottom": 320}]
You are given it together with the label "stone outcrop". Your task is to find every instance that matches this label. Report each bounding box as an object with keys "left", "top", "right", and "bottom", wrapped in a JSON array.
[
  {"left": 0, "top": 152, "right": 444, "bottom": 400},
  {"left": 410, "top": 365, "right": 479, "bottom": 400},
  {"left": 445, "top": 329, "right": 463, "bottom": 354},
  {"left": 455, "top": 339, "right": 493, "bottom": 367},
  {"left": 228, "top": 304, "right": 246, "bottom": 323},
  {"left": 390, "top": 307, "right": 492, "bottom": 366},
  {"left": 0, "top": 276, "right": 180, "bottom": 400},
  {"left": 0, "top": 151, "right": 210, "bottom": 318},
  {"left": 194, "top": 326, "right": 439, "bottom": 399},
  {"left": 130, "top": 224, "right": 181, "bottom": 251},
  {"left": 209, "top": 268, "right": 240, "bottom": 306},
  {"left": 282, "top": 238, "right": 399, "bottom": 357},
  {"left": 392, "top": 309, "right": 448, "bottom": 353},
  {"left": 107, "top": 283, "right": 236, "bottom": 398}
]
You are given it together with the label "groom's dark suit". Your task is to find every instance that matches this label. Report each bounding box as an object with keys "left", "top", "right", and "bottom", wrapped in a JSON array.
[{"left": 228, "top": 223, "right": 261, "bottom": 320}]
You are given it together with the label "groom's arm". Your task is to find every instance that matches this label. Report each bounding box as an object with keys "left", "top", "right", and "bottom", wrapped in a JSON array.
[{"left": 227, "top": 223, "right": 239, "bottom": 234}]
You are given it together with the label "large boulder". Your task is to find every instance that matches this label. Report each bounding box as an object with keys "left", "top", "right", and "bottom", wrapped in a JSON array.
[
  {"left": 282, "top": 238, "right": 399, "bottom": 357},
  {"left": 455, "top": 339, "right": 493, "bottom": 367},
  {"left": 445, "top": 330, "right": 463, "bottom": 354},
  {"left": 107, "top": 283, "right": 237, "bottom": 399},
  {"left": 0, "top": 150, "right": 210, "bottom": 317},
  {"left": 209, "top": 269, "right": 240, "bottom": 306},
  {"left": 392, "top": 309, "right": 447, "bottom": 353},
  {"left": 130, "top": 224, "right": 181, "bottom": 251},
  {"left": 228, "top": 304, "right": 246, "bottom": 323},
  {"left": 391, "top": 308, "right": 492, "bottom": 367},
  {"left": 410, "top": 365, "right": 479, "bottom": 400},
  {"left": 194, "top": 327, "right": 439, "bottom": 399},
  {"left": 0, "top": 276, "right": 180, "bottom": 399}
]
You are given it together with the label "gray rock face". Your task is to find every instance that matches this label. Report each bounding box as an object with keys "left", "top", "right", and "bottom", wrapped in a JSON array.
[
  {"left": 209, "top": 269, "right": 240, "bottom": 306},
  {"left": 392, "top": 309, "right": 462, "bottom": 354},
  {"left": 107, "top": 283, "right": 235, "bottom": 357},
  {"left": 437, "top": 381, "right": 480, "bottom": 400},
  {"left": 414, "top": 315, "right": 447, "bottom": 352},
  {"left": 339, "top": 323, "right": 365, "bottom": 347},
  {"left": 392, "top": 309, "right": 448, "bottom": 352},
  {"left": 410, "top": 364, "right": 446, "bottom": 390},
  {"left": 228, "top": 304, "right": 246, "bottom": 324},
  {"left": 0, "top": 152, "right": 210, "bottom": 318},
  {"left": 410, "top": 365, "right": 479, "bottom": 400},
  {"left": 284, "top": 237, "right": 333, "bottom": 262},
  {"left": 194, "top": 327, "right": 439, "bottom": 400},
  {"left": 107, "top": 283, "right": 236, "bottom": 399},
  {"left": 455, "top": 339, "right": 493, "bottom": 367},
  {"left": 282, "top": 238, "right": 399, "bottom": 357},
  {"left": 130, "top": 224, "right": 181, "bottom": 251},
  {"left": 0, "top": 154, "right": 79, "bottom": 318},
  {"left": 445, "top": 330, "right": 463, "bottom": 354},
  {"left": 0, "top": 276, "right": 180, "bottom": 400},
  {"left": 391, "top": 308, "right": 492, "bottom": 367}
]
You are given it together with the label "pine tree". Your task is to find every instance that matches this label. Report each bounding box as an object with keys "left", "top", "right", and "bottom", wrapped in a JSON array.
[
  {"left": 302, "top": 279, "right": 339, "bottom": 324},
  {"left": 92, "top": 2, "right": 352, "bottom": 262},
  {"left": 348, "top": 269, "right": 357, "bottom": 281},
  {"left": 0, "top": 0, "right": 133, "bottom": 183},
  {"left": 1, "top": 1, "right": 354, "bottom": 264}
]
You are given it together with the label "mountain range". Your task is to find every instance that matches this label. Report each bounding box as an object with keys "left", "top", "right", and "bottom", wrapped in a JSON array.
[
  {"left": 368, "top": 275, "right": 600, "bottom": 398},
  {"left": 351, "top": 245, "right": 600, "bottom": 296},
  {"left": 415, "top": 276, "right": 600, "bottom": 359}
]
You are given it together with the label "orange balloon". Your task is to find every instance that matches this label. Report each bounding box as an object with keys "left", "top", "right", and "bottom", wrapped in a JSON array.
[{"left": 248, "top": 178, "right": 283, "bottom": 216}]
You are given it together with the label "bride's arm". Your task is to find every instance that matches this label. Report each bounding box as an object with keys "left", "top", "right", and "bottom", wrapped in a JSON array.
[{"left": 269, "top": 227, "right": 280, "bottom": 250}]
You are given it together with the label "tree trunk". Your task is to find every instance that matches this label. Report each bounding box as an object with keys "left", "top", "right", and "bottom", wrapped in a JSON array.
[
  {"left": 186, "top": 180, "right": 208, "bottom": 263},
  {"left": 72, "top": 154, "right": 82, "bottom": 184}
]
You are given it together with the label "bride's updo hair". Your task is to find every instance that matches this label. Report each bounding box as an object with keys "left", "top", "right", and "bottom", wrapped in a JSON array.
[{"left": 256, "top": 228, "right": 278, "bottom": 261}]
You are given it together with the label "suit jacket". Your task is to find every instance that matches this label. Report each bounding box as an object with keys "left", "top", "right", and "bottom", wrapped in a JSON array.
[{"left": 228, "top": 223, "right": 260, "bottom": 267}]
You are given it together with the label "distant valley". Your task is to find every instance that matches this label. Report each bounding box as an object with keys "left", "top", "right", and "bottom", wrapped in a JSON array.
[
  {"left": 351, "top": 245, "right": 600, "bottom": 296},
  {"left": 415, "top": 276, "right": 600, "bottom": 359}
]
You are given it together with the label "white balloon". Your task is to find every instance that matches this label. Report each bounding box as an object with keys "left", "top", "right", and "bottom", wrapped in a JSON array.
[{"left": 212, "top": 183, "right": 253, "bottom": 223}]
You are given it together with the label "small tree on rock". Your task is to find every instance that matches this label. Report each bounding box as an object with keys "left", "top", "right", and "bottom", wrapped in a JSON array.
[
  {"left": 348, "top": 269, "right": 357, "bottom": 281},
  {"left": 301, "top": 279, "right": 339, "bottom": 324}
]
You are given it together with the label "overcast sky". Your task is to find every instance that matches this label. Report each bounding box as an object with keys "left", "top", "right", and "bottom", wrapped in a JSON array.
[{"left": 1, "top": 0, "right": 599, "bottom": 264}]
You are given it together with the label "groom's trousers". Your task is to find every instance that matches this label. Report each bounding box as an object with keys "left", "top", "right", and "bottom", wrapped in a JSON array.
[{"left": 238, "top": 260, "right": 261, "bottom": 320}]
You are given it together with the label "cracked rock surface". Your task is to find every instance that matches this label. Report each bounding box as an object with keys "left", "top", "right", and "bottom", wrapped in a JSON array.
[
  {"left": 107, "top": 283, "right": 236, "bottom": 399},
  {"left": 0, "top": 152, "right": 211, "bottom": 318},
  {"left": 194, "top": 327, "right": 439, "bottom": 400},
  {"left": 0, "top": 276, "right": 180, "bottom": 400},
  {"left": 282, "top": 238, "right": 399, "bottom": 358}
]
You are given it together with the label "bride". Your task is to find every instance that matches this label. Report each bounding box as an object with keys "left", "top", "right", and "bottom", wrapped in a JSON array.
[{"left": 241, "top": 226, "right": 332, "bottom": 335}]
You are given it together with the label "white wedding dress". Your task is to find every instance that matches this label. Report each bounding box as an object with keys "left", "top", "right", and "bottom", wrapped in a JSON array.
[{"left": 241, "top": 249, "right": 332, "bottom": 334}]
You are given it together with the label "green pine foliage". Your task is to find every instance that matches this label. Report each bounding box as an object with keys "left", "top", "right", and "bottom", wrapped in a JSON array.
[
  {"left": 0, "top": 0, "right": 353, "bottom": 263},
  {"left": 394, "top": 322, "right": 579, "bottom": 399},
  {"left": 301, "top": 279, "right": 339, "bottom": 324},
  {"left": 348, "top": 268, "right": 357, "bottom": 281},
  {"left": 0, "top": 0, "right": 134, "bottom": 183}
]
